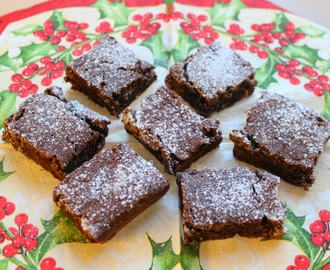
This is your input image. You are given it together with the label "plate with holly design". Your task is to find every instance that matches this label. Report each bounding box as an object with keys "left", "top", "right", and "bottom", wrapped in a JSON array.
[{"left": 0, "top": 0, "right": 330, "bottom": 269}]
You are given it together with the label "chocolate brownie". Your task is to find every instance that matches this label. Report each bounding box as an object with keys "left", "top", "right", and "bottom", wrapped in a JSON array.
[
  {"left": 2, "top": 86, "right": 110, "bottom": 180},
  {"left": 176, "top": 167, "right": 286, "bottom": 245},
  {"left": 65, "top": 35, "right": 157, "bottom": 117},
  {"left": 53, "top": 143, "right": 170, "bottom": 243},
  {"left": 122, "top": 86, "right": 222, "bottom": 174},
  {"left": 230, "top": 91, "right": 330, "bottom": 189},
  {"left": 165, "top": 42, "right": 257, "bottom": 117}
]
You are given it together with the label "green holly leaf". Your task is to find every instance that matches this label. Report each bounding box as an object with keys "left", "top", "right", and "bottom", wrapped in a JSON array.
[
  {"left": 11, "top": 24, "right": 43, "bottom": 36},
  {"left": 321, "top": 91, "right": 330, "bottom": 122},
  {"left": 91, "top": 0, "right": 132, "bottom": 28},
  {"left": 321, "top": 59, "right": 330, "bottom": 74},
  {"left": 180, "top": 240, "right": 203, "bottom": 270},
  {"left": 47, "top": 10, "right": 67, "bottom": 31},
  {"left": 140, "top": 31, "right": 171, "bottom": 68},
  {"left": 172, "top": 29, "right": 200, "bottom": 63},
  {"left": 59, "top": 52, "right": 74, "bottom": 66},
  {"left": 163, "top": 0, "right": 175, "bottom": 5},
  {"left": 17, "top": 41, "right": 57, "bottom": 64},
  {"left": 29, "top": 210, "right": 88, "bottom": 264},
  {"left": 0, "top": 90, "right": 17, "bottom": 129},
  {"left": 0, "top": 259, "right": 8, "bottom": 270},
  {"left": 265, "top": 204, "right": 321, "bottom": 263},
  {"left": 284, "top": 44, "right": 322, "bottom": 66},
  {"left": 208, "top": 0, "right": 247, "bottom": 28},
  {"left": 0, "top": 52, "right": 17, "bottom": 72},
  {"left": 0, "top": 157, "right": 15, "bottom": 183},
  {"left": 255, "top": 56, "right": 279, "bottom": 89},
  {"left": 147, "top": 234, "right": 179, "bottom": 270},
  {"left": 296, "top": 25, "right": 327, "bottom": 38},
  {"left": 270, "top": 11, "right": 290, "bottom": 33}
]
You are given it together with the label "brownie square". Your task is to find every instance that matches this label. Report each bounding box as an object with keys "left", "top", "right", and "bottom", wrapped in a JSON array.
[
  {"left": 176, "top": 167, "right": 286, "bottom": 245},
  {"left": 53, "top": 143, "right": 170, "bottom": 243},
  {"left": 2, "top": 86, "right": 110, "bottom": 180},
  {"left": 122, "top": 86, "right": 223, "bottom": 175},
  {"left": 165, "top": 42, "right": 257, "bottom": 117},
  {"left": 230, "top": 91, "right": 330, "bottom": 189},
  {"left": 65, "top": 36, "right": 157, "bottom": 117}
]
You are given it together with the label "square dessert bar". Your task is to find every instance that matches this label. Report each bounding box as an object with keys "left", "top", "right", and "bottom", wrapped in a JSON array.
[
  {"left": 2, "top": 86, "right": 110, "bottom": 180},
  {"left": 65, "top": 35, "right": 157, "bottom": 117},
  {"left": 165, "top": 42, "right": 257, "bottom": 117},
  {"left": 53, "top": 143, "right": 170, "bottom": 243},
  {"left": 176, "top": 167, "right": 286, "bottom": 245},
  {"left": 230, "top": 91, "right": 330, "bottom": 189},
  {"left": 122, "top": 86, "right": 223, "bottom": 175}
]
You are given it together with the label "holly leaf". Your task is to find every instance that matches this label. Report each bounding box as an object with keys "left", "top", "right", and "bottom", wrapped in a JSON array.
[
  {"left": 270, "top": 11, "right": 290, "bottom": 33},
  {"left": 59, "top": 52, "right": 74, "bottom": 66},
  {"left": 91, "top": 0, "right": 132, "bottom": 28},
  {"left": 172, "top": 29, "right": 200, "bottom": 63},
  {"left": 47, "top": 10, "right": 67, "bottom": 31},
  {"left": 0, "top": 52, "right": 17, "bottom": 72},
  {"left": 17, "top": 42, "right": 57, "bottom": 64},
  {"left": 284, "top": 44, "right": 322, "bottom": 66},
  {"left": 321, "top": 91, "right": 330, "bottom": 122},
  {"left": 0, "top": 90, "right": 17, "bottom": 129},
  {"left": 296, "top": 25, "right": 327, "bottom": 38},
  {"left": 163, "top": 0, "right": 175, "bottom": 5},
  {"left": 140, "top": 31, "right": 171, "bottom": 68},
  {"left": 29, "top": 210, "right": 88, "bottom": 264},
  {"left": 321, "top": 59, "right": 330, "bottom": 74},
  {"left": 208, "top": 0, "right": 247, "bottom": 28},
  {"left": 0, "top": 157, "right": 15, "bottom": 183},
  {"left": 11, "top": 24, "right": 43, "bottom": 36},
  {"left": 180, "top": 240, "right": 203, "bottom": 270},
  {"left": 147, "top": 234, "right": 179, "bottom": 270},
  {"left": 0, "top": 259, "right": 8, "bottom": 270},
  {"left": 264, "top": 204, "right": 321, "bottom": 262},
  {"left": 255, "top": 56, "right": 279, "bottom": 89}
]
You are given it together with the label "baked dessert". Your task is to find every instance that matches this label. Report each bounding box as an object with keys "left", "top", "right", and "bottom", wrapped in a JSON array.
[
  {"left": 53, "top": 143, "right": 170, "bottom": 243},
  {"left": 2, "top": 86, "right": 110, "bottom": 180},
  {"left": 122, "top": 86, "right": 222, "bottom": 175},
  {"left": 165, "top": 42, "right": 257, "bottom": 117},
  {"left": 65, "top": 35, "right": 157, "bottom": 117},
  {"left": 176, "top": 167, "right": 286, "bottom": 245},
  {"left": 230, "top": 91, "right": 330, "bottom": 189}
]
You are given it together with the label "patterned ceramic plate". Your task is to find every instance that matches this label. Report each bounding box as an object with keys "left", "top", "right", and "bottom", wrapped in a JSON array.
[{"left": 0, "top": 0, "right": 330, "bottom": 269}]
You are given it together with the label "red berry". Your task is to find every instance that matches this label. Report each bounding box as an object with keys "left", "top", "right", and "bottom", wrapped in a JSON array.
[
  {"left": 290, "top": 37, "right": 300, "bottom": 43},
  {"left": 288, "top": 60, "right": 299, "bottom": 67},
  {"left": 230, "top": 43, "right": 237, "bottom": 50},
  {"left": 4, "top": 227, "right": 18, "bottom": 240},
  {"left": 313, "top": 87, "right": 324, "bottom": 96},
  {"left": 204, "top": 38, "right": 214, "bottom": 45},
  {"left": 20, "top": 80, "right": 32, "bottom": 90},
  {"left": 318, "top": 75, "right": 329, "bottom": 83},
  {"left": 156, "top": 13, "right": 166, "bottom": 20},
  {"left": 258, "top": 51, "right": 268, "bottom": 58},
  {"left": 175, "top": 12, "right": 184, "bottom": 19},
  {"left": 25, "top": 237, "right": 38, "bottom": 250},
  {"left": 147, "top": 27, "right": 157, "bottom": 35},
  {"left": 290, "top": 77, "right": 300, "bottom": 85},
  {"left": 39, "top": 35, "right": 49, "bottom": 41},
  {"left": 44, "top": 20, "right": 53, "bottom": 28},
  {"left": 261, "top": 31, "right": 272, "bottom": 37},
  {"left": 306, "top": 69, "right": 318, "bottom": 77},
  {"left": 143, "top": 13, "right": 153, "bottom": 19},
  {"left": 121, "top": 31, "right": 131, "bottom": 39},
  {"left": 274, "top": 47, "right": 284, "bottom": 53},
  {"left": 11, "top": 74, "right": 24, "bottom": 83},
  {"left": 311, "top": 233, "right": 325, "bottom": 246},
  {"left": 234, "top": 28, "right": 244, "bottom": 35},
  {"left": 203, "top": 26, "right": 213, "bottom": 32},
  {"left": 29, "top": 84, "right": 39, "bottom": 94},
  {"left": 66, "top": 35, "right": 76, "bottom": 42},
  {"left": 27, "top": 63, "right": 38, "bottom": 71},
  {"left": 279, "top": 71, "right": 291, "bottom": 79},
  {"left": 294, "top": 255, "right": 310, "bottom": 270},
  {"left": 18, "top": 89, "right": 30, "bottom": 98},
  {"left": 41, "top": 77, "right": 52, "bottom": 87},
  {"left": 33, "top": 30, "right": 43, "bottom": 37},
  {"left": 37, "top": 67, "right": 47, "bottom": 76},
  {"left": 63, "top": 21, "right": 71, "bottom": 28},
  {"left": 126, "top": 37, "right": 137, "bottom": 44},
  {"left": 254, "top": 34, "right": 264, "bottom": 41},
  {"left": 45, "top": 62, "right": 55, "bottom": 71},
  {"left": 183, "top": 27, "right": 193, "bottom": 35},
  {"left": 133, "top": 31, "right": 143, "bottom": 39},
  {"left": 285, "top": 30, "right": 295, "bottom": 39},
  {"left": 319, "top": 210, "right": 330, "bottom": 222},
  {"left": 210, "top": 32, "right": 219, "bottom": 39},
  {"left": 12, "top": 236, "right": 26, "bottom": 248},
  {"left": 44, "top": 28, "right": 54, "bottom": 37},
  {"left": 0, "top": 196, "right": 7, "bottom": 207},
  {"left": 197, "top": 15, "right": 208, "bottom": 22},
  {"left": 236, "top": 43, "right": 247, "bottom": 50},
  {"left": 9, "top": 83, "right": 20, "bottom": 92},
  {"left": 187, "top": 13, "right": 196, "bottom": 20},
  {"left": 151, "top": 22, "right": 161, "bottom": 29},
  {"left": 56, "top": 45, "right": 66, "bottom": 51},
  {"left": 198, "top": 32, "right": 207, "bottom": 38},
  {"left": 264, "top": 37, "right": 274, "bottom": 43},
  {"left": 14, "top": 213, "right": 29, "bottom": 227},
  {"left": 67, "top": 29, "right": 78, "bottom": 36},
  {"left": 322, "top": 83, "right": 330, "bottom": 91},
  {"left": 296, "top": 32, "right": 305, "bottom": 39},
  {"left": 132, "top": 14, "right": 142, "bottom": 21},
  {"left": 268, "top": 23, "right": 275, "bottom": 29},
  {"left": 140, "top": 19, "right": 150, "bottom": 26},
  {"left": 22, "top": 68, "right": 35, "bottom": 77},
  {"left": 310, "top": 80, "right": 321, "bottom": 88},
  {"left": 75, "top": 32, "right": 86, "bottom": 40},
  {"left": 285, "top": 22, "right": 295, "bottom": 30},
  {"left": 323, "top": 232, "right": 330, "bottom": 244},
  {"left": 302, "top": 66, "right": 311, "bottom": 73},
  {"left": 304, "top": 84, "right": 313, "bottom": 91},
  {"left": 0, "top": 208, "right": 5, "bottom": 220},
  {"left": 79, "top": 23, "right": 89, "bottom": 30},
  {"left": 127, "top": 25, "right": 138, "bottom": 32},
  {"left": 54, "top": 61, "right": 65, "bottom": 70},
  {"left": 249, "top": 45, "right": 259, "bottom": 53},
  {"left": 40, "top": 57, "right": 52, "bottom": 64},
  {"left": 4, "top": 202, "right": 15, "bottom": 215},
  {"left": 141, "top": 34, "right": 149, "bottom": 40},
  {"left": 40, "top": 257, "right": 57, "bottom": 270},
  {"left": 2, "top": 244, "right": 17, "bottom": 257},
  {"left": 285, "top": 65, "right": 295, "bottom": 72},
  {"left": 191, "top": 34, "right": 200, "bottom": 40},
  {"left": 273, "top": 32, "right": 283, "bottom": 40},
  {"left": 0, "top": 233, "right": 4, "bottom": 244},
  {"left": 230, "top": 23, "right": 240, "bottom": 30},
  {"left": 190, "top": 19, "right": 200, "bottom": 27},
  {"left": 260, "top": 23, "right": 270, "bottom": 31},
  {"left": 251, "top": 24, "right": 260, "bottom": 32},
  {"left": 192, "top": 25, "right": 200, "bottom": 31},
  {"left": 21, "top": 223, "right": 39, "bottom": 238},
  {"left": 279, "top": 39, "right": 289, "bottom": 46},
  {"left": 69, "top": 22, "right": 79, "bottom": 29}
]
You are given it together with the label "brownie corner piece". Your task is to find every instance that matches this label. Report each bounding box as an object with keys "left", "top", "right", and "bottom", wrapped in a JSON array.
[
  {"left": 165, "top": 42, "right": 257, "bottom": 117},
  {"left": 2, "top": 86, "right": 110, "bottom": 180},
  {"left": 229, "top": 90, "right": 330, "bottom": 189},
  {"left": 65, "top": 35, "right": 157, "bottom": 117},
  {"left": 53, "top": 143, "right": 170, "bottom": 243},
  {"left": 122, "top": 86, "right": 222, "bottom": 174},
  {"left": 176, "top": 167, "right": 286, "bottom": 245}
]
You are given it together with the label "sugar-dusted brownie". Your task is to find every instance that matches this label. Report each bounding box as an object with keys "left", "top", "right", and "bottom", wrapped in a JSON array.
[
  {"left": 230, "top": 91, "right": 330, "bottom": 190},
  {"left": 177, "top": 167, "right": 286, "bottom": 245},
  {"left": 165, "top": 42, "right": 257, "bottom": 117},
  {"left": 2, "top": 86, "right": 110, "bottom": 180},
  {"left": 53, "top": 143, "right": 170, "bottom": 243},
  {"left": 122, "top": 86, "right": 222, "bottom": 175},
  {"left": 65, "top": 35, "right": 157, "bottom": 117}
]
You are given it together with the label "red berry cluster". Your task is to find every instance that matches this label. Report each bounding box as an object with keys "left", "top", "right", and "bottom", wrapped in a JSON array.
[
  {"left": 156, "top": 4, "right": 183, "bottom": 22},
  {"left": 39, "top": 257, "right": 64, "bottom": 270},
  {"left": 37, "top": 57, "right": 66, "bottom": 86},
  {"left": 180, "top": 13, "right": 218, "bottom": 45},
  {"left": 122, "top": 13, "right": 161, "bottom": 43},
  {"left": 275, "top": 60, "right": 302, "bottom": 85},
  {"left": 303, "top": 69, "right": 329, "bottom": 97},
  {"left": 309, "top": 210, "right": 330, "bottom": 247},
  {"left": 0, "top": 196, "right": 39, "bottom": 258},
  {"left": 95, "top": 21, "right": 113, "bottom": 34},
  {"left": 286, "top": 255, "right": 310, "bottom": 270},
  {"left": 9, "top": 73, "right": 39, "bottom": 98}
]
